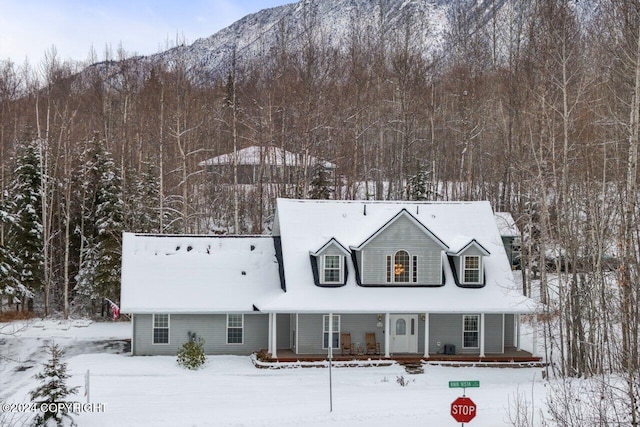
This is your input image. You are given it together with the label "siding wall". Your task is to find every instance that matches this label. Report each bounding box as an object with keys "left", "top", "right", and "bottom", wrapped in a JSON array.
[
  {"left": 296, "top": 314, "right": 383, "bottom": 354},
  {"left": 504, "top": 314, "right": 515, "bottom": 347},
  {"left": 133, "top": 313, "right": 269, "bottom": 356},
  {"left": 428, "top": 313, "right": 504, "bottom": 355},
  {"left": 360, "top": 216, "right": 443, "bottom": 284}
]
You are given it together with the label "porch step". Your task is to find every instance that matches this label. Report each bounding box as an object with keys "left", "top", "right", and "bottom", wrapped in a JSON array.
[{"left": 399, "top": 361, "right": 424, "bottom": 374}]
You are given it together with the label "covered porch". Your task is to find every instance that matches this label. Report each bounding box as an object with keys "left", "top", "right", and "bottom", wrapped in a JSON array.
[{"left": 265, "top": 312, "right": 539, "bottom": 361}]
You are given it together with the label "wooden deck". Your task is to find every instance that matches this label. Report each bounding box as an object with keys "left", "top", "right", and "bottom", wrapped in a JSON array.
[{"left": 255, "top": 347, "right": 544, "bottom": 368}]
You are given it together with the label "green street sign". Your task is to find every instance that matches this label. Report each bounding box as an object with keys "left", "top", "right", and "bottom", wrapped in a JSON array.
[{"left": 449, "top": 380, "right": 480, "bottom": 388}]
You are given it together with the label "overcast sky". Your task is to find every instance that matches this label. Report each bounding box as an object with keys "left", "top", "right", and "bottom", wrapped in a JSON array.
[{"left": 0, "top": 0, "right": 294, "bottom": 66}]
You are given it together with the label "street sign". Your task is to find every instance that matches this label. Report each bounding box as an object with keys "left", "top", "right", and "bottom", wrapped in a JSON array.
[
  {"left": 449, "top": 380, "right": 480, "bottom": 388},
  {"left": 451, "top": 396, "right": 477, "bottom": 423}
]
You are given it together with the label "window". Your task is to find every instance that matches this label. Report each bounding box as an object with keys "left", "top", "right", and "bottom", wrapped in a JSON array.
[
  {"left": 322, "top": 315, "right": 340, "bottom": 349},
  {"left": 227, "top": 314, "right": 244, "bottom": 344},
  {"left": 463, "top": 315, "right": 479, "bottom": 348},
  {"left": 386, "top": 251, "right": 418, "bottom": 283},
  {"left": 463, "top": 256, "right": 481, "bottom": 283},
  {"left": 153, "top": 314, "right": 169, "bottom": 344},
  {"left": 322, "top": 255, "right": 342, "bottom": 284},
  {"left": 395, "top": 318, "right": 406, "bottom": 335}
]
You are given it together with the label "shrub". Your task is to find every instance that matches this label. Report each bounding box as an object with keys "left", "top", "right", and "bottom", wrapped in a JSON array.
[{"left": 177, "top": 338, "right": 206, "bottom": 370}]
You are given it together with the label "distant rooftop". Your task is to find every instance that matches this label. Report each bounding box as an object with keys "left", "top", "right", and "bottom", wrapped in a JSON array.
[
  {"left": 199, "top": 146, "right": 336, "bottom": 169},
  {"left": 494, "top": 212, "right": 520, "bottom": 237}
]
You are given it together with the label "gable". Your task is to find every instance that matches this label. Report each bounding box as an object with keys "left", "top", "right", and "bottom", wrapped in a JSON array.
[
  {"left": 353, "top": 209, "right": 448, "bottom": 251},
  {"left": 355, "top": 214, "right": 446, "bottom": 286}
]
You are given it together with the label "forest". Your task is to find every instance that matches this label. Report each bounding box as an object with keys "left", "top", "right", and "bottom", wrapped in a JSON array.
[{"left": 0, "top": 0, "right": 639, "bottom": 423}]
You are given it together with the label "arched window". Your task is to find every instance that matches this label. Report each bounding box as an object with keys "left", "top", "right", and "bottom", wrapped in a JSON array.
[
  {"left": 386, "top": 250, "right": 418, "bottom": 283},
  {"left": 394, "top": 250, "right": 410, "bottom": 282},
  {"left": 396, "top": 318, "right": 406, "bottom": 335}
]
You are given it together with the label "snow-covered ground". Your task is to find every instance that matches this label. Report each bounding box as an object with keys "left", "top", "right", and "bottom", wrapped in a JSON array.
[{"left": 1, "top": 320, "right": 546, "bottom": 426}]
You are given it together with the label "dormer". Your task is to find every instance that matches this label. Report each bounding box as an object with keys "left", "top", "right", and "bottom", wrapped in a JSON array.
[
  {"left": 309, "top": 238, "right": 350, "bottom": 287},
  {"left": 447, "top": 238, "right": 490, "bottom": 288},
  {"left": 350, "top": 209, "right": 448, "bottom": 287}
]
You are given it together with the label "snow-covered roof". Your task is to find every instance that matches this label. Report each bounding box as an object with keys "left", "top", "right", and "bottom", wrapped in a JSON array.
[
  {"left": 121, "top": 234, "right": 282, "bottom": 313},
  {"left": 263, "top": 199, "right": 536, "bottom": 314},
  {"left": 198, "top": 145, "right": 336, "bottom": 169},
  {"left": 494, "top": 212, "right": 520, "bottom": 237}
]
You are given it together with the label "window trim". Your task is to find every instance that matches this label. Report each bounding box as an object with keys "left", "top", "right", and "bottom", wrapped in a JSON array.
[
  {"left": 322, "top": 314, "right": 340, "bottom": 350},
  {"left": 462, "top": 314, "right": 480, "bottom": 349},
  {"left": 386, "top": 250, "right": 418, "bottom": 284},
  {"left": 321, "top": 254, "right": 343, "bottom": 284},
  {"left": 462, "top": 255, "right": 482, "bottom": 284},
  {"left": 152, "top": 313, "right": 170, "bottom": 345},
  {"left": 226, "top": 314, "right": 244, "bottom": 345}
]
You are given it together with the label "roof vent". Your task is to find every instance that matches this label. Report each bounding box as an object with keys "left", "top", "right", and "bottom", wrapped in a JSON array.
[
  {"left": 241, "top": 271, "right": 247, "bottom": 276},
  {"left": 364, "top": 204, "right": 367, "bottom": 216},
  {"left": 250, "top": 245, "right": 255, "bottom": 251},
  {"left": 416, "top": 205, "right": 419, "bottom": 215},
  {"left": 187, "top": 245, "right": 193, "bottom": 252}
]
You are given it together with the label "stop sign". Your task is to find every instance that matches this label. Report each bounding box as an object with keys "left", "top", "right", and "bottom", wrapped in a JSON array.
[{"left": 451, "top": 396, "right": 477, "bottom": 423}]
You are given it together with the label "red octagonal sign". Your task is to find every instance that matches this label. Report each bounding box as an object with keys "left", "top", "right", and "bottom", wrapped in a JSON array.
[{"left": 451, "top": 396, "right": 477, "bottom": 423}]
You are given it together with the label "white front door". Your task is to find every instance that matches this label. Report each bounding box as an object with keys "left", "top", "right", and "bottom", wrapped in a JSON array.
[{"left": 390, "top": 314, "right": 418, "bottom": 353}]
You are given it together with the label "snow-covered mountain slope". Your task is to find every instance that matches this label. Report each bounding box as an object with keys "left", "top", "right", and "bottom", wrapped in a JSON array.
[{"left": 139, "top": 0, "right": 503, "bottom": 80}]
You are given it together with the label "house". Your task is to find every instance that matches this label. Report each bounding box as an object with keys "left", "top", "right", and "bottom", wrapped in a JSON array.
[
  {"left": 494, "top": 212, "right": 521, "bottom": 270},
  {"left": 198, "top": 145, "right": 336, "bottom": 184},
  {"left": 121, "top": 199, "right": 538, "bottom": 359}
]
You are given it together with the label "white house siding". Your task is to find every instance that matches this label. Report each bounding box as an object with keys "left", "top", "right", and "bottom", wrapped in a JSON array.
[
  {"left": 132, "top": 313, "right": 269, "bottom": 356},
  {"left": 361, "top": 216, "right": 443, "bottom": 285}
]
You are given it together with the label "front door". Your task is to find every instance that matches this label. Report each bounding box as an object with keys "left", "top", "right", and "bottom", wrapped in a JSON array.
[{"left": 390, "top": 314, "right": 418, "bottom": 353}]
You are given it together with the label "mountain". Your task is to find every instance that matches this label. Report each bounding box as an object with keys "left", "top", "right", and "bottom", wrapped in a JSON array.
[{"left": 142, "top": 0, "right": 504, "bottom": 80}]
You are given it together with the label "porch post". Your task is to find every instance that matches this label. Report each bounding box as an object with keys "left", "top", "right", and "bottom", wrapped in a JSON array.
[
  {"left": 271, "top": 313, "right": 278, "bottom": 358},
  {"left": 532, "top": 316, "right": 538, "bottom": 357},
  {"left": 384, "top": 313, "right": 390, "bottom": 358},
  {"left": 328, "top": 313, "right": 333, "bottom": 358},
  {"left": 423, "top": 313, "right": 430, "bottom": 358},
  {"left": 267, "top": 313, "right": 273, "bottom": 355},
  {"left": 516, "top": 314, "right": 521, "bottom": 351},
  {"left": 479, "top": 313, "right": 486, "bottom": 358}
]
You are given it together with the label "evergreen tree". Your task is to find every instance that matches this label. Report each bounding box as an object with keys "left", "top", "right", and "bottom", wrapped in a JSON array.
[
  {"left": 308, "top": 163, "right": 332, "bottom": 200},
  {"left": 124, "top": 162, "right": 162, "bottom": 233},
  {"left": 0, "top": 191, "right": 21, "bottom": 300},
  {"left": 406, "top": 162, "right": 432, "bottom": 201},
  {"left": 29, "top": 343, "right": 79, "bottom": 427},
  {"left": 8, "top": 139, "right": 44, "bottom": 305},
  {"left": 75, "top": 137, "right": 123, "bottom": 310}
]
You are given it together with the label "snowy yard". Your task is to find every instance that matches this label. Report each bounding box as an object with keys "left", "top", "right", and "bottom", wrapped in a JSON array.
[{"left": 1, "top": 320, "right": 546, "bottom": 426}]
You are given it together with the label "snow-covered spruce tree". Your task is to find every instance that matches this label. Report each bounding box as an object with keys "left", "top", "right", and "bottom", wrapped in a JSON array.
[
  {"left": 407, "top": 162, "right": 432, "bottom": 201},
  {"left": 0, "top": 191, "right": 22, "bottom": 304},
  {"left": 29, "top": 343, "right": 79, "bottom": 427},
  {"left": 308, "top": 163, "right": 332, "bottom": 200},
  {"left": 123, "top": 162, "right": 162, "bottom": 233},
  {"left": 74, "top": 137, "right": 123, "bottom": 314},
  {"left": 8, "top": 139, "right": 44, "bottom": 309}
]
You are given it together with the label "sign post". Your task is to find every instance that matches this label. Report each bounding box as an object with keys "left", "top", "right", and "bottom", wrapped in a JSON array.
[{"left": 449, "top": 380, "right": 479, "bottom": 425}]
